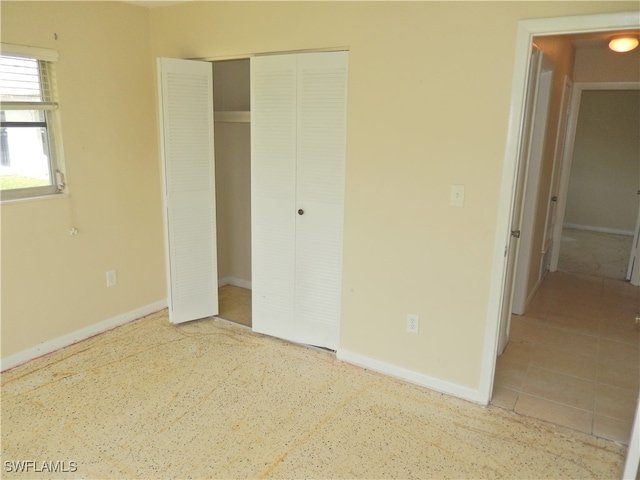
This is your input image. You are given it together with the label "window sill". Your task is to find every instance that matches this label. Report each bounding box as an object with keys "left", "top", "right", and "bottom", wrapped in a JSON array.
[{"left": 1, "top": 192, "right": 69, "bottom": 205}]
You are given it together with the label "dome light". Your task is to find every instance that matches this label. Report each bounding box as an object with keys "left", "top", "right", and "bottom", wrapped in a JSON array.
[{"left": 608, "top": 36, "right": 639, "bottom": 53}]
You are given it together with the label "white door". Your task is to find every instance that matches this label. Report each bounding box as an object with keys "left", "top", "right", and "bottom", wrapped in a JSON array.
[
  {"left": 250, "top": 54, "right": 297, "bottom": 341},
  {"left": 628, "top": 188, "right": 640, "bottom": 286},
  {"left": 511, "top": 51, "right": 553, "bottom": 315},
  {"left": 497, "top": 47, "right": 543, "bottom": 353},
  {"left": 623, "top": 395, "right": 640, "bottom": 479},
  {"left": 294, "top": 52, "right": 348, "bottom": 349},
  {"left": 157, "top": 58, "right": 219, "bottom": 324},
  {"left": 543, "top": 77, "right": 572, "bottom": 274},
  {"left": 251, "top": 51, "right": 348, "bottom": 350}
]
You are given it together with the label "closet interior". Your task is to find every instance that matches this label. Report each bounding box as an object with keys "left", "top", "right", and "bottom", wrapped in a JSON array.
[{"left": 213, "top": 59, "right": 252, "bottom": 327}]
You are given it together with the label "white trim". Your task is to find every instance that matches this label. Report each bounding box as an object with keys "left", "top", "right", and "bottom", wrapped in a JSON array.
[
  {"left": 218, "top": 276, "right": 252, "bottom": 290},
  {"left": 563, "top": 223, "right": 634, "bottom": 237},
  {"left": 195, "top": 46, "right": 350, "bottom": 63},
  {"left": 337, "top": 349, "right": 483, "bottom": 405},
  {"left": 623, "top": 395, "right": 640, "bottom": 479},
  {"left": 0, "top": 42, "right": 59, "bottom": 62},
  {"left": 547, "top": 77, "right": 574, "bottom": 271},
  {"left": 572, "top": 81, "right": 640, "bottom": 91},
  {"left": 1, "top": 300, "right": 167, "bottom": 372},
  {"left": 525, "top": 270, "right": 547, "bottom": 310},
  {"left": 480, "top": 11, "right": 640, "bottom": 405},
  {"left": 1, "top": 192, "right": 69, "bottom": 205},
  {"left": 0, "top": 101, "right": 58, "bottom": 110}
]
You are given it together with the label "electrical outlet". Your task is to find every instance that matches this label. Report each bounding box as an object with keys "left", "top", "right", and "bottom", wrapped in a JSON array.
[
  {"left": 407, "top": 314, "right": 419, "bottom": 334},
  {"left": 106, "top": 270, "right": 117, "bottom": 287}
]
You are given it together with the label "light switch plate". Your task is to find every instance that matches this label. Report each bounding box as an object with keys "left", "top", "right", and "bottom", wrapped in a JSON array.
[
  {"left": 106, "top": 270, "right": 117, "bottom": 287},
  {"left": 450, "top": 184, "right": 464, "bottom": 207}
]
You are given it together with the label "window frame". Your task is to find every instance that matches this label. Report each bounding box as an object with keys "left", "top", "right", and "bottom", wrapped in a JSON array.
[{"left": 0, "top": 43, "right": 66, "bottom": 201}]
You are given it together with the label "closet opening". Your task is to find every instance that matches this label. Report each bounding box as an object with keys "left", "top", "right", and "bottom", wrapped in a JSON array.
[
  {"left": 163, "top": 50, "right": 348, "bottom": 348},
  {"left": 212, "top": 58, "right": 252, "bottom": 328}
]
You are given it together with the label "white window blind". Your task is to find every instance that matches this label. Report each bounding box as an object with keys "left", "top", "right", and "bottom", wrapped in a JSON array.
[
  {"left": 0, "top": 55, "right": 57, "bottom": 110},
  {"left": 0, "top": 43, "right": 63, "bottom": 200}
]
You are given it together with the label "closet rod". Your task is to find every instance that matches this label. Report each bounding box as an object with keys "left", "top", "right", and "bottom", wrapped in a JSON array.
[{"left": 214, "top": 111, "right": 250, "bottom": 123}]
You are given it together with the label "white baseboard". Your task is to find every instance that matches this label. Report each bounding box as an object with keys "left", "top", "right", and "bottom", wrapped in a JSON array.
[
  {"left": 336, "top": 348, "right": 484, "bottom": 405},
  {"left": 219, "top": 276, "right": 252, "bottom": 290},
  {"left": 563, "top": 223, "right": 634, "bottom": 236},
  {"left": 1, "top": 299, "right": 167, "bottom": 372}
]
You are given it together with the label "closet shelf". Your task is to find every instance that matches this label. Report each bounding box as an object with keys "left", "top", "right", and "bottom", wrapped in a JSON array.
[{"left": 214, "top": 111, "right": 250, "bottom": 123}]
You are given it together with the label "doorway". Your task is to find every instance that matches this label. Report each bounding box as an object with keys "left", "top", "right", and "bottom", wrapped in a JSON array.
[
  {"left": 481, "top": 11, "right": 640, "bottom": 476},
  {"left": 493, "top": 49, "right": 640, "bottom": 433},
  {"left": 554, "top": 87, "right": 640, "bottom": 280},
  {"left": 212, "top": 59, "right": 253, "bottom": 328}
]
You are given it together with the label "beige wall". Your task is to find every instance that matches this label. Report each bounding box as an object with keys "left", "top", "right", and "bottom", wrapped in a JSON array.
[
  {"left": 2, "top": 1, "right": 638, "bottom": 393},
  {"left": 565, "top": 90, "right": 640, "bottom": 232},
  {"left": 150, "top": 1, "right": 638, "bottom": 389},
  {"left": 1, "top": 2, "right": 165, "bottom": 357},
  {"left": 574, "top": 44, "right": 640, "bottom": 82}
]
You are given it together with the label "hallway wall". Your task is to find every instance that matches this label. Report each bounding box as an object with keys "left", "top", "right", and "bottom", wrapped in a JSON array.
[{"left": 565, "top": 89, "right": 640, "bottom": 234}]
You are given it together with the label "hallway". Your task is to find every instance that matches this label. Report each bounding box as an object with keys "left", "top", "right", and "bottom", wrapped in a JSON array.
[{"left": 491, "top": 271, "right": 639, "bottom": 444}]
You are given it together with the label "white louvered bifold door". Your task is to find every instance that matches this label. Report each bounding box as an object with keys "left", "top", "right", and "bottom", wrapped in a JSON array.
[
  {"left": 294, "top": 52, "right": 348, "bottom": 350},
  {"left": 157, "top": 58, "right": 219, "bottom": 324},
  {"left": 251, "top": 52, "right": 348, "bottom": 350},
  {"left": 250, "top": 54, "right": 298, "bottom": 342}
]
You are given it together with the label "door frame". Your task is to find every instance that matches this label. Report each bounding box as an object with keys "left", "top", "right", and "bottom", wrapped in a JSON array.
[
  {"left": 542, "top": 75, "right": 573, "bottom": 275},
  {"left": 549, "top": 81, "right": 640, "bottom": 272},
  {"left": 479, "top": 10, "right": 640, "bottom": 400},
  {"left": 480, "top": 9, "right": 640, "bottom": 476}
]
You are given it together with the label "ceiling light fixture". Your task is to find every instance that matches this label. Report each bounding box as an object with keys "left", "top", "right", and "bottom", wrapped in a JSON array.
[{"left": 608, "top": 35, "right": 639, "bottom": 53}]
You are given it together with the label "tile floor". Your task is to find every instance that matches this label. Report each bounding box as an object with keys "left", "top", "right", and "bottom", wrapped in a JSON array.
[
  {"left": 218, "top": 284, "right": 252, "bottom": 327},
  {"left": 1, "top": 310, "right": 628, "bottom": 479},
  {"left": 558, "top": 227, "right": 633, "bottom": 280},
  {"left": 492, "top": 270, "right": 640, "bottom": 445}
]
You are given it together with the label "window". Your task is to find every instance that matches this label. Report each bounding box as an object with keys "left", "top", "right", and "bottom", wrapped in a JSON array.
[{"left": 0, "top": 44, "right": 64, "bottom": 200}]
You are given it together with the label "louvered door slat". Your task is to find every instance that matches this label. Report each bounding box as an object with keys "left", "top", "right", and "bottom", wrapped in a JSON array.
[
  {"left": 250, "top": 52, "right": 348, "bottom": 350},
  {"left": 250, "top": 55, "right": 297, "bottom": 341},
  {"left": 158, "top": 58, "right": 218, "bottom": 324},
  {"left": 295, "top": 52, "right": 348, "bottom": 349}
]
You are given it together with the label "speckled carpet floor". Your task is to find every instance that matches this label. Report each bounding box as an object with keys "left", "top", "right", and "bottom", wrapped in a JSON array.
[{"left": 1, "top": 310, "right": 627, "bottom": 479}]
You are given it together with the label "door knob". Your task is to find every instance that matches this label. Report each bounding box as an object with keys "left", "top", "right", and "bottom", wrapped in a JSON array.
[{"left": 298, "top": 209, "right": 304, "bottom": 215}]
